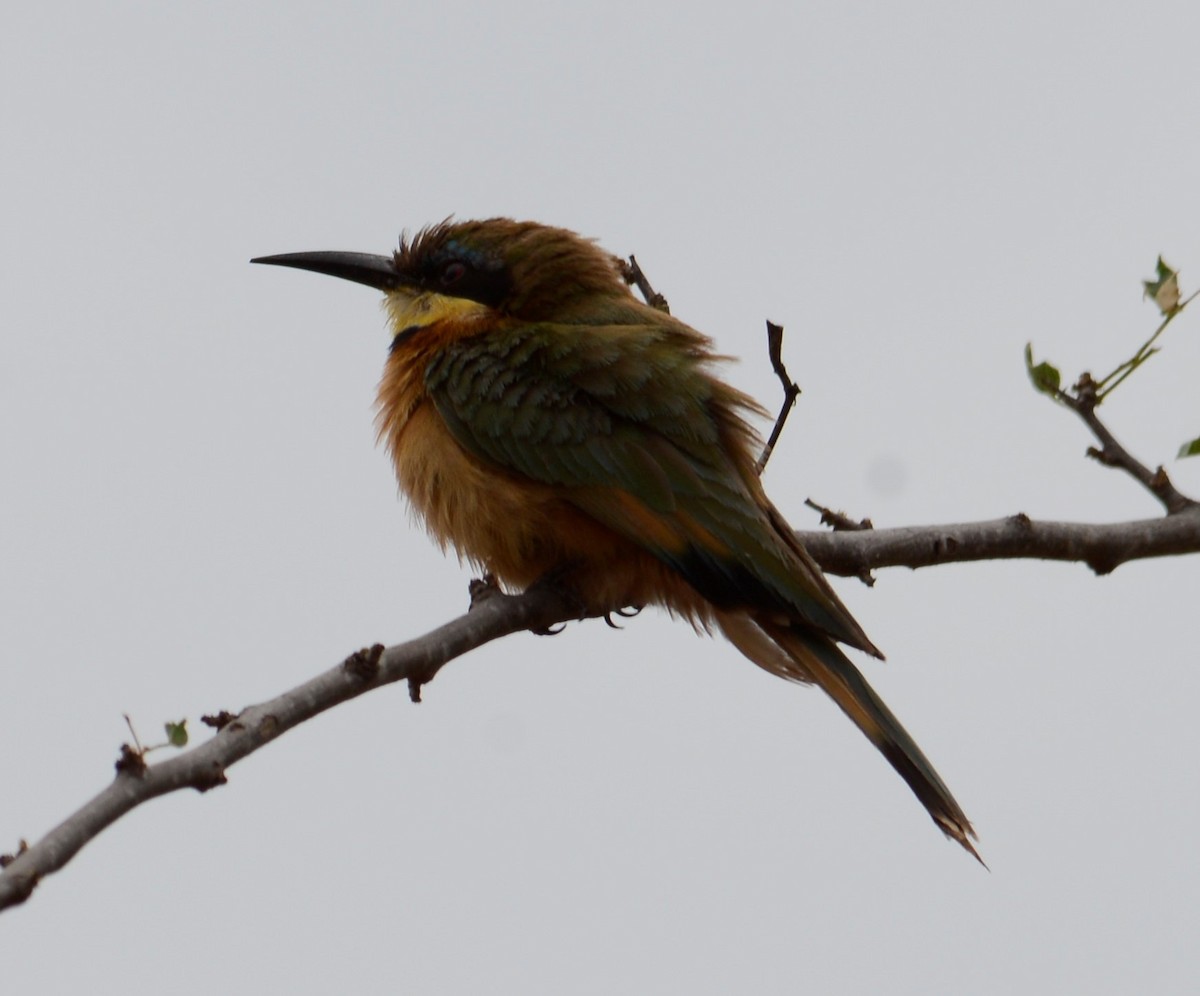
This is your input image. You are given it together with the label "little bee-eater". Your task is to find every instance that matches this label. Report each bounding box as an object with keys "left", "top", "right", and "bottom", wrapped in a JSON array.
[{"left": 253, "top": 219, "right": 978, "bottom": 859}]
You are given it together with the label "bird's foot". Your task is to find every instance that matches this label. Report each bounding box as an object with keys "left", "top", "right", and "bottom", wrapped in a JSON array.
[{"left": 524, "top": 567, "right": 592, "bottom": 635}]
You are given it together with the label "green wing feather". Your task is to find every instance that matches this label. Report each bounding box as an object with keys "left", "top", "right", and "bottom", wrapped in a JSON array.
[
  {"left": 424, "top": 321, "right": 871, "bottom": 651},
  {"left": 427, "top": 320, "right": 979, "bottom": 855}
]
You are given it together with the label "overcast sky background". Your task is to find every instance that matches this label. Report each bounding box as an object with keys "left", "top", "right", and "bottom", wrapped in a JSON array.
[{"left": 3, "top": 3, "right": 1199, "bottom": 993}]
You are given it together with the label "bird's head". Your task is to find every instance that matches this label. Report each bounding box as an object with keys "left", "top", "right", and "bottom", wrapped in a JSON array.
[{"left": 252, "top": 218, "right": 636, "bottom": 342}]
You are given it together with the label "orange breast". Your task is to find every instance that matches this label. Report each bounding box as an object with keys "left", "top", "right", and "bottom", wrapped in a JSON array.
[{"left": 374, "top": 329, "right": 708, "bottom": 619}]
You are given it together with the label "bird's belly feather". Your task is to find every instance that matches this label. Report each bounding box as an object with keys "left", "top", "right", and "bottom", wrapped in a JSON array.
[{"left": 387, "top": 400, "right": 706, "bottom": 617}]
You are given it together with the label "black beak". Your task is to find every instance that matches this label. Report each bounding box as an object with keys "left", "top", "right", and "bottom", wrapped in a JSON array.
[{"left": 250, "top": 251, "right": 407, "bottom": 292}]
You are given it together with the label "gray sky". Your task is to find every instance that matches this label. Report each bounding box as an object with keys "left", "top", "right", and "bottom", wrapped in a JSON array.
[{"left": 4, "top": 2, "right": 1198, "bottom": 993}]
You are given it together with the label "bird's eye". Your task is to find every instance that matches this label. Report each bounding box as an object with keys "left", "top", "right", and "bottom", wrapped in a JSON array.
[{"left": 439, "top": 260, "right": 467, "bottom": 286}]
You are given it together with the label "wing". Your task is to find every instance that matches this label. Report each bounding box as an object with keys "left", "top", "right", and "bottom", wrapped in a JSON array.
[{"left": 424, "top": 319, "right": 875, "bottom": 653}]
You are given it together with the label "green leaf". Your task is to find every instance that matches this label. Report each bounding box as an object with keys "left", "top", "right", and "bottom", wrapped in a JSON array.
[
  {"left": 1178, "top": 436, "right": 1200, "bottom": 459},
  {"left": 1143, "top": 256, "right": 1181, "bottom": 315},
  {"left": 1024, "top": 343, "right": 1061, "bottom": 395},
  {"left": 164, "top": 720, "right": 188, "bottom": 748}
]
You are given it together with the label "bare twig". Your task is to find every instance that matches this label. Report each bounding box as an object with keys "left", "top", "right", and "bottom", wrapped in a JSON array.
[
  {"left": 1053, "top": 375, "right": 1197, "bottom": 515},
  {"left": 618, "top": 254, "right": 670, "bottom": 313},
  {"left": 619, "top": 265, "right": 799, "bottom": 476},
  {"left": 804, "top": 498, "right": 874, "bottom": 532},
  {"left": 803, "top": 498, "right": 877, "bottom": 586},
  {"left": 756, "top": 321, "right": 802, "bottom": 474}
]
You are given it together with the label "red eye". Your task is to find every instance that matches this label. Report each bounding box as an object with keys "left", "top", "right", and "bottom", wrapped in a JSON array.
[{"left": 440, "top": 261, "right": 466, "bottom": 286}]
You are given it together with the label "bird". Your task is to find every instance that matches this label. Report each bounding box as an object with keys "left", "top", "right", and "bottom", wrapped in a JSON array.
[{"left": 252, "top": 218, "right": 979, "bottom": 860}]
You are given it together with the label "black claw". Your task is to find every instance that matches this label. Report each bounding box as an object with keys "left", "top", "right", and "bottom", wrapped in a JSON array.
[{"left": 603, "top": 604, "right": 644, "bottom": 628}]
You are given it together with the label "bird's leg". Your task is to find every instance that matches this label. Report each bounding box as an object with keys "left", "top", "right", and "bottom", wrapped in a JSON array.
[
  {"left": 523, "top": 566, "right": 585, "bottom": 635},
  {"left": 519, "top": 563, "right": 635, "bottom": 635}
]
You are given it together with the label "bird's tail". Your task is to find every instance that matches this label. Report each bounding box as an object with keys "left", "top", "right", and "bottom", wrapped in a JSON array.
[{"left": 716, "top": 610, "right": 982, "bottom": 864}]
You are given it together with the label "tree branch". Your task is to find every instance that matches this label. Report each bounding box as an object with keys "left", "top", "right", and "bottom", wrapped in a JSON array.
[
  {"left": 3, "top": 505, "right": 1198, "bottom": 912},
  {"left": 0, "top": 582, "right": 583, "bottom": 913},
  {"left": 797, "top": 508, "right": 1200, "bottom": 577},
  {"left": 755, "top": 321, "right": 801, "bottom": 474},
  {"left": 617, "top": 254, "right": 670, "bottom": 313},
  {"left": 1054, "top": 373, "right": 1197, "bottom": 514},
  {"left": 7, "top": 261, "right": 1199, "bottom": 913}
]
